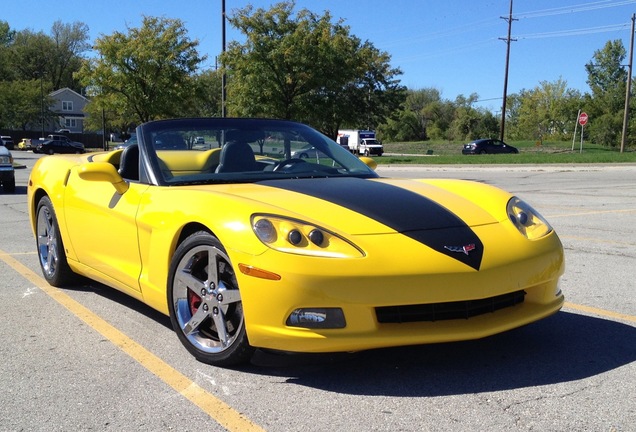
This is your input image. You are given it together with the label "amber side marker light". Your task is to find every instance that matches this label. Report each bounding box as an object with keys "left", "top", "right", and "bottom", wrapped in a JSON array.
[{"left": 238, "top": 263, "right": 281, "bottom": 280}]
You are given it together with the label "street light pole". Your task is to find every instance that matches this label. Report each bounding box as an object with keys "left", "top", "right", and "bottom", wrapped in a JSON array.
[{"left": 40, "top": 73, "right": 45, "bottom": 138}]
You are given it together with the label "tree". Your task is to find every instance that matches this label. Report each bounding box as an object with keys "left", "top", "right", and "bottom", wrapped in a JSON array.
[
  {"left": 0, "top": 80, "right": 52, "bottom": 130},
  {"left": 48, "top": 21, "right": 91, "bottom": 91},
  {"left": 379, "top": 88, "right": 452, "bottom": 142},
  {"left": 0, "top": 20, "right": 16, "bottom": 81},
  {"left": 8, "top": 21, "right": 90, "bottom": 92},
  {"left": 9, "top": 30, "right": 54, "bottom": 82},
  {"left": 447, "top": 93, "right": 498, "bottom": 141},
  {"left": 222, "top": 1, "right": 405, "bottom": 136},
  {"left": 188, "top": 69, "right": 223, "bottom": 118},
  {"left": 506, "top": 79, "right": 582, "bottom": 141},
  {"left": 585, "top": 40, "right": 627, "bottom": 147},
  {"left": 78, "top": 16, "right": 204, "bottom": 128}
]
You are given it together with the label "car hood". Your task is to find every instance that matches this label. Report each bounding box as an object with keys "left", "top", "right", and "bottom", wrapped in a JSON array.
[
  {"left": 211, "top": 177, "right": 504, "bottom": 232},
  {"left": 201, "top": 177, "right": 509, "bottom": 271},
  {"left": 194, "top": 175, "right": 506, "bottom": 230}
]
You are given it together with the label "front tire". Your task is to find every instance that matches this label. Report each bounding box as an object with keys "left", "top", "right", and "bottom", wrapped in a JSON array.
[
  {"left": 168, "top": 231, "right": 253, "bottom": 367},
  {"left": 36, "top": 196, "right": 77, "bottom": 286}
]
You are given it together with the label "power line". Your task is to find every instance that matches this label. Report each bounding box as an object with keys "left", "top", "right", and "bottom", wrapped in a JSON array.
[
  {"left": 516, "top": 22, "right": 630, "bottom": 39},
  {"left": 516, "top": 0, "right": 636, "bottom": 19}
]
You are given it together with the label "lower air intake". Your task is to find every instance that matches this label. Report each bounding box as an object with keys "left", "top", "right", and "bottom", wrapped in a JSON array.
[{"left": 375, "top": 290, "right": 526, "bottom": 323}]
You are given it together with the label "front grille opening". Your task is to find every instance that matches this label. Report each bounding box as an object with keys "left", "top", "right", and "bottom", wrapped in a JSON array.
[{"left": 375, "top": 290, "right": 526, "bottom": 324}]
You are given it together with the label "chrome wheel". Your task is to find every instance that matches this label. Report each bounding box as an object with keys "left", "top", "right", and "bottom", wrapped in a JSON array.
[
  {"left": 35, "top": 196, "right": 75, "bottom": 286},
  {"left": 168, "top": 231, "right": 252, "bottom": 366}
]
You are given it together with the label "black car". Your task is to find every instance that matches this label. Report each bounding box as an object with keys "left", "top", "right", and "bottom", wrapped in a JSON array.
[
  {"left": 462, "top": 139, "right": 518, "bottom": 155},
  {"left": 1, "top": 135, "right": 15, "bottom": 150},
  {"left": 34, "top": 139, "right": 85, "bottom": 155}
]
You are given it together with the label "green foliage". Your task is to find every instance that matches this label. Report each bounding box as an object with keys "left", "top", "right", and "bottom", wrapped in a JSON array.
[
  {"left": 222, "top": 1, "right": 405, "bottom": 137},
  {"left": 584, "top": 40, "right": 628, "bottom": 147},
  {"left": 188, "top": 69, "right": 223, "bottom": 118},
  {"left": 0, "top": 79, "right": 54, "bottom": 130},
  {"left": 506, "top": 78, "right": 583, "bottom": 141},
  {"left": 377, "top": 139, "right": 636, "bottom": 164},
  {"left": 380, "top": 89, "right": 498, "bottom": 143},
  {"left": 78, "top": 16, "right": 204, "bottom": 127},
  {"left": 7, "top": 21, "right": 89, "bottom": 92}
]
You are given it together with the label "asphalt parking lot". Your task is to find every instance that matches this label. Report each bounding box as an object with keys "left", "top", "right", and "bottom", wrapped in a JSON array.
[{"left": 1, "top": 152, "right": 635, "bottom": 431}]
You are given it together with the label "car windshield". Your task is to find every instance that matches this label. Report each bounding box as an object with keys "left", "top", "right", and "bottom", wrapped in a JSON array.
[{"left": 137, "top": 118, "right": 378, "bottom": 185}]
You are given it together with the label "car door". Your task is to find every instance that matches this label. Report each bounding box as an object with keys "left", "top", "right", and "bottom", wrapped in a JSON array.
[
  {"left": 492, "top": 140, "right": 506, "bottom": 153},
  {"left": 63, "top": 169, "right": 149, "bottom": 292}
]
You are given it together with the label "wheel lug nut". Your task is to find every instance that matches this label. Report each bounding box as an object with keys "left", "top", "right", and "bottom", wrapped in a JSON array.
[
  {"left": 202, "top": 304, "right": 209, "bottom": 312},
  {"left": 213, "top": 306, "right": 219, "bottom": 315},
  {"left": 217, "top": 294, "right": 223, "bottom": 302},
  {"left": 201, "top": 289, "right": 207, "bottom": 296}
]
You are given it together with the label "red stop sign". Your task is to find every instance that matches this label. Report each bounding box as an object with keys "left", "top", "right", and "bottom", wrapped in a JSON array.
[{"left": 579, "top": 112, "right": 588, "bottom": 126}]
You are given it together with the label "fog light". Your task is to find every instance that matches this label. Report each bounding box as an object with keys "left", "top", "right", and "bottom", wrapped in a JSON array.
[
  {"left": 286, "top": 308, "right": 346, "bottom": 329},
  {"left": 308, "top": 229, "right": 324, "bottom": 246},
  {"left": 288, "top": 229, "right": 303, "bottom": 245}
]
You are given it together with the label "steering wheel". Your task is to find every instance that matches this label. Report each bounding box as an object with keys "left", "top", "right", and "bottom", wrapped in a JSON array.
[{"left": 273, "top": 158, "right": 307, "bottom": 172}]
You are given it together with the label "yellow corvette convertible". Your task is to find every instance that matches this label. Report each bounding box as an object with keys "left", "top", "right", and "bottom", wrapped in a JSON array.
[{"left": 28, "top": 118, "right": 564, "bottom": 367}]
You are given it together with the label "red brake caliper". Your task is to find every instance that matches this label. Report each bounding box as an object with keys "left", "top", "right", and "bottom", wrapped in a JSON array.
[{"left": 188, "top": 291, "right": 202, "bottom": 315}]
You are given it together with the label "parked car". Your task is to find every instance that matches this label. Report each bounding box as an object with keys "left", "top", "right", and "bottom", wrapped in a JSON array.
[
  {"left": 0, "top": 145, "right": 15, "bottom": 193},
  {"left": 291, "top": 144, "right": 329, "bottom": 160},
  {"left": 114, "top": 134, "right": 137, "bottom": 150},
  {"left": 28, "top": 117, "right": 564, "bottom": 367},
  {"left": 33, "top": 138, "right": 85, "bottom": 155},
  {"left": 18, "top": 138, "right": 34, "bottom": 151},
  {"left": 1, "top": 135, "right": 15, "bottom": 150},
  {"left": 462, "top": 139, "right": 519, "bottom": 155},
  {"left": 47, "top": 134, "right": 73, "bottom": 142}
]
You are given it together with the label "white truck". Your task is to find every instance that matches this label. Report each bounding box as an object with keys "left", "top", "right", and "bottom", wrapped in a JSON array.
[{"left": 336, "top": 129, "right": 383, "bottom": 156}]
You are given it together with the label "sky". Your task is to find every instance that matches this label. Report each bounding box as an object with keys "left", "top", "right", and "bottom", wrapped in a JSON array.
[{"left": 4, "top": 0, "right": 636, "bottom": 112}]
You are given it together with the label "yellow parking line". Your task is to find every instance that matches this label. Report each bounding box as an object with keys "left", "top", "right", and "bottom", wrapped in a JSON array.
[
  {"left": 564, "top": 302, "right": 636, "bottom": 324},
  {"left": 0, "top": 250, "right": 265, "bottom": 432}
]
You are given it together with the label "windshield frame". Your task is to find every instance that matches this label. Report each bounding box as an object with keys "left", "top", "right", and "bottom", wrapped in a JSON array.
[{"left": 135, "top": 118, "right": 379, "bottom": 186}]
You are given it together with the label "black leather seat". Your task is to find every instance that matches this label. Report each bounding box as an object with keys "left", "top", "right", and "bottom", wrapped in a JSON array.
[
  {"left": 118, "top": 144, "right": 139, "bottom": 180},
  {"left": 215, "top": 141, "right": 257, "bottom": 173}
]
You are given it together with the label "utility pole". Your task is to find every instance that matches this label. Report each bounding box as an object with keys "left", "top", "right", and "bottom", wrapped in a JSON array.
[
  {"left": 499, "top": 0, "right": 517, "bottom": 141},
  {"left": 221, "top": 0, "right": 227, "bottom": 118},
  {"left": 621, "top": 13, "right": 635, "bottom": 153}
]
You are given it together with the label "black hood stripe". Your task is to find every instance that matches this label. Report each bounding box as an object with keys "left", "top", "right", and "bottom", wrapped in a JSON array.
[{"left": 259, "top": 177, "right": 483, "bottom": 270}]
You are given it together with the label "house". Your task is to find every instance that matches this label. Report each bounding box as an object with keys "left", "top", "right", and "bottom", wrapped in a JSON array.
[{"left": 47, "top": 88, "right": 89, "bottom": 133}]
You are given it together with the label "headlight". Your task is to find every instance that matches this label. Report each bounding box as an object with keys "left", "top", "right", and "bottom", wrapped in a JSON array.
[
  {"left": 252, "top": 214, "right": 364, "bottom": 258},
  {"left": 507, "top": 197, "right": 552, "bottom": 239},
  {"left": 0, "top": 156, "right": 11, "bottom": 164}
]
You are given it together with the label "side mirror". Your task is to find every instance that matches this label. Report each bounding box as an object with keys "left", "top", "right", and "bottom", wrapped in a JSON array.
[
  {"left": 78, "top": 162, "right": 129, "bottom": 194},
  {"left": 358, "top": 156, "right": 377, "bottom": 171}
]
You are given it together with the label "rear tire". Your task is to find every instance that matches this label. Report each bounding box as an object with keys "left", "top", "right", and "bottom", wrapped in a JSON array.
[{"left": 168, "top": 231, "right": 253, "bottom": 367}]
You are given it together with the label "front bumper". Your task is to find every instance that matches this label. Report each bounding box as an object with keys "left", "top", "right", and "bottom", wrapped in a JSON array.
[
  {"left": 235, "top": 226, "right": 565, "bottom": 353},
  {"left": 0, "top": 167, "right": 15, "bottom": 181}
]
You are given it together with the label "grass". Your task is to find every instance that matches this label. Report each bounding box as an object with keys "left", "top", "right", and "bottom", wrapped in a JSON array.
[{"left": 378, "top": 140, "right": 636, "bottom": 164}]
